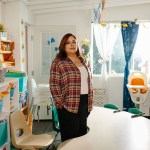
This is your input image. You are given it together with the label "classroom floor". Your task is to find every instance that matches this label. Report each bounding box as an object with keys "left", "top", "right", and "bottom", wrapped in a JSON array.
[
  {"left": 32, "top": 120, "right": 61, "bottom": 150},
  {"left": 11, "top": 120, "right": 61, "bottom": 150}
]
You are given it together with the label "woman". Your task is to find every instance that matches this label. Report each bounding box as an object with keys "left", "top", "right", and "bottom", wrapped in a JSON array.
[{"left": 50, "top": 33, "right": 93, "bottom": 142}]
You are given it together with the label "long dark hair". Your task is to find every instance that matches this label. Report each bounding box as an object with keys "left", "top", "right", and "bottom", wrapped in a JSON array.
[{"left": 56, "top": 33, "right": 83, "bottom": 60}]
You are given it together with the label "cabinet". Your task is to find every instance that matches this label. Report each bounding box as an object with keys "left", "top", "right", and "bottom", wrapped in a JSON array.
[
  {"left": 0, "top": 40, "right": 15, "bottom": 67},
  {"left": 0, "top": 78, "right": 19, "bottom": 150}
]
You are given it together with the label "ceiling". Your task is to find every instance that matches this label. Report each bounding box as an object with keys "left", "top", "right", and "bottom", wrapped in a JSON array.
[
  {"left": 27, "top": 0, "right": 150, "bottom": 15},
  {"left": 2, "top": 0, "right": 150, "bottom": 15}
]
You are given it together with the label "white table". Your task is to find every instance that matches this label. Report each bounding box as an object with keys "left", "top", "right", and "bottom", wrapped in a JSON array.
[{"left": 57, "top": 106, "right": 150, "bottom": 150}]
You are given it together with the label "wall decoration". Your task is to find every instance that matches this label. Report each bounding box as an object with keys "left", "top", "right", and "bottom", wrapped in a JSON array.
[
  {"left": 48, "top": 37, "right": 55, "bottom": 45},
  {"left": 55, "top": 47, "right": 58, "bottom": 51},
  {"left": 22, "top": 58, "right": 25, "bottom": 63},
  {"left": 20, "top": 18, "right": 26, "bottom": 72},
  {"left": 22, "top": 44, "right": 24, "bottom": 49},
  {"left": 21, "top": 31, "right": 24, "bottom": 37},
  {"left": 93, "top": 0, "right": 106, "bottom": 24}
]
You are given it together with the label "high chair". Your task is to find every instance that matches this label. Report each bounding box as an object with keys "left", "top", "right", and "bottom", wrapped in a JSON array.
[
  {"left": 31, "top": 78, "right": 51, "bottom": 122},
  {"left": 127, "top": 71, "right": 150, "bottom": 104},
  {"left": 10, "top": 110, "right": 55, "bottom": 150}
]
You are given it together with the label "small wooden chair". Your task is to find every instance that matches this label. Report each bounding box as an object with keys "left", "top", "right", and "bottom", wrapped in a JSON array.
[
  {"left": 31, "top": 78, "right": 51, "bottom": 121},
  {"left": 10, "top": 110, "right": 55, "bottom": 150}
]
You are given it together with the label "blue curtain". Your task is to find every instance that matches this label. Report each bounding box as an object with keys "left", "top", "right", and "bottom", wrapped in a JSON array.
[{"left": 121, "top": 21, "right": 139, "bottom": 110}]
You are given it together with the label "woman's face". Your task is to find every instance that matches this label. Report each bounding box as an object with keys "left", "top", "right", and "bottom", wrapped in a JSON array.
[{"left": 65, "top": 36, "right": 77, "bottom": 56}]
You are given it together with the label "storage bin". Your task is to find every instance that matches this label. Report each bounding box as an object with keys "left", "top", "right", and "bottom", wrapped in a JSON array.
[
  {"left": 10, "top": 87, "right": 15, "bottom": 100},
  {"left": 0, "top": 100, "right": 3, "bottom": 112},
  {"left": 5, "top": 72, "right": 26, "bottom": 77},
  {"left": 5, "top": 72, "right": 28, "bottom": 92},
  {"left": 19, "top": 76, "right": 28, "bottom": 92},
  {"left": 0, "top": 120, "right": 8, "bottom": 147},
  {"left": 19, "top": 90, "right": 28, "bottom": 102}
]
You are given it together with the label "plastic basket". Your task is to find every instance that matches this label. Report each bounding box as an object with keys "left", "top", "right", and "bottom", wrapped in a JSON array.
[
  {"left": 0, "top": 100, "right": 3, "bottom": 112},
  {"left": 19, "top": 76, "right": 28, "bottom": 92},
  {"left": 10, "top": 88, "right": 15, "bottom": 100},
  {"left": 0, "top": 120, "right": 8, "bottom": 147},
  {"left": 5, "top": 75, "right": 28, "bottom": 92}
]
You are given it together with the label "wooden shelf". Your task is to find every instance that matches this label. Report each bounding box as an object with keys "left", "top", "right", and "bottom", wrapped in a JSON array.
[
  {"left": 0, "top": 40, "right": 15, "bottom": 67},
  {"left": 1, "top": 40, "right": 12, "bottom": 43},
  {"left": 3, "top": 61, "right": 14, "bottom": 64},
  {"left": 0, "top": 50, "right": 12, "bottom": 54}
]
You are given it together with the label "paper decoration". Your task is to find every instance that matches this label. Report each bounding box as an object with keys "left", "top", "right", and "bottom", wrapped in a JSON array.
[
  {"left": 93, "top": 0, "right": 106, "bottom": 24},
  {"left": 22, "top": 58, "right": 25, "bottom": 63},
  {"left": 55, "top": 47, "right": 58, "bottom": 51},
  {"left": 21, "top": 31, "right": 24, "bottom": 37},
  {"left": 48, "top": 37, "right": 56, "bottom": 45}
]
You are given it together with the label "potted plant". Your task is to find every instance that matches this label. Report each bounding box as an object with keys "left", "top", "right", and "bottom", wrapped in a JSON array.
[
  {"left": 81, "top": 39, "right": 90, "bottom": 60},
  {"left": 0, "top": 23, "right": 7, "bottom": 40}
]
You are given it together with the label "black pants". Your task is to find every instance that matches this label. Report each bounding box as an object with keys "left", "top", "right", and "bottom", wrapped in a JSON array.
[{"left": 57, "top": 94, "right": 89, "bottom": 142}]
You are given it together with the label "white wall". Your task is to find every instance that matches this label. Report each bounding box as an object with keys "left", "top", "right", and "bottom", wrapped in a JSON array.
[
  {"left": 3, "top": 1, "right": 34, "bottom": 71},
  {"left": 0, "top": 1, "right": 2, "bottom": 22},
  {"left": 20, "top": 1, "right": 34, "bottom": 72},
  {"left": 107, "top": 76, "right": 124, "bottom": 108},
  {"left": 35, "top": 10, "right": 91, "bottom": 43},
  {"left": 0, "top": 1, "right": 5, "bottom": 24},
  {"left": 102, "top": 3, "right": 150, "bottom": 21},
  {"left": 4, "top": 1, "right": 21, "bottom": 70}
]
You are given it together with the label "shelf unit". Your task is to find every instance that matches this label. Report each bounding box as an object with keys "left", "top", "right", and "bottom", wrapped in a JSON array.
[
  {"left": 0, "top": 40, "right": 15, "bottom": 67},
  {"left": 0, "top": 78, "right": 19, "bottom": 150}
]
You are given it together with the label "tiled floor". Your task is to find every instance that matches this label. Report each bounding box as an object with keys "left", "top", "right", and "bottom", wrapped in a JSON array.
[
  {"left": 10, "top": 120, "right": 61, "bottom": 150},
  {"left": 32, "top": 120, "right": 61, "bottom": 150}
]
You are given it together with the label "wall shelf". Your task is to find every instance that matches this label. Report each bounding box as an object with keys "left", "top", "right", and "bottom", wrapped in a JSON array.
[
  {"left": 0, "top": 40, "right": 15, "bottom": 67},
  {"left": 0, "top": 50, "right": 12, "bottom": 54}
]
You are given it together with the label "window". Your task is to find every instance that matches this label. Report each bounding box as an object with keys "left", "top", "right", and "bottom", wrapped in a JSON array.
[
  {"left": 93, "top": 35, "right": 102, "bottom": 74},
  {"left": 41, "top": 32, "right": 58, "bottom": 76},
  {"left": 133, "top": 22, "right": 150, "bottom": 72},
  {"left": 92, "top": 22, "right": 150, "bottom": 75},
  {"left": 39, "top": 26, "right": 76, "bottom": 77},
  {"left": 110, "top": 29, "right": 125, "bottom": 74}
]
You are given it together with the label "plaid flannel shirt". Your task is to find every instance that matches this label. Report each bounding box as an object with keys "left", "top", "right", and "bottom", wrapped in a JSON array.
[{"left": 50, "top": 57, "right": 93, "bottom": 113}]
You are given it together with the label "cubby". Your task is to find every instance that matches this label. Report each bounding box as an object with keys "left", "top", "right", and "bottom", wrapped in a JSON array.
[
  {"left": 0, "top": 40, "right": 15, "bottom": 67},
  {"left": 0, "top": 78, "right": 19, "bottom": 150}
]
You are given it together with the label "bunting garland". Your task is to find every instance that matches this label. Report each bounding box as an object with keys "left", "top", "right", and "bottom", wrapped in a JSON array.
[{"left": 93, "top": 0, "right": 106, "bottom": 24}]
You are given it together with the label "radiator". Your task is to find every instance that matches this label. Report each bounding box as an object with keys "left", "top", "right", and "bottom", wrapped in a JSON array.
[{"left": 93, "top": 89, "right": 107, "bottom": 107}]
